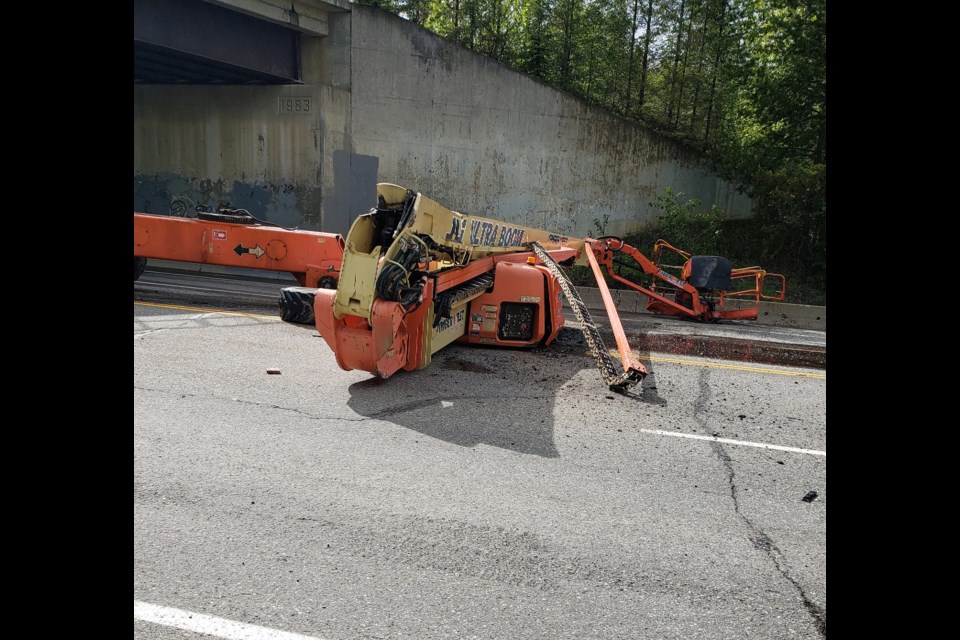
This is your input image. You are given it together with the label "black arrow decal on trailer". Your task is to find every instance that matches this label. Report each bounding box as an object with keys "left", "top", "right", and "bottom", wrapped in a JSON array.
[{"left": 234, "top": 244, "right": 266, "bottom": 258}]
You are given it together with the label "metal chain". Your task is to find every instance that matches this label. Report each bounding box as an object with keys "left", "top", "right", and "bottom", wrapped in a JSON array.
[{"left": 530, "top": 242, "right": 638, "bottom": 391}]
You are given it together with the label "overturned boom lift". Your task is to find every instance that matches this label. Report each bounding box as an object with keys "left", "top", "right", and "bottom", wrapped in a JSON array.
[
  {"left": 133, "top": 184, "right": 784, "bottom": 392},
  {"left": 307, "top": 184, "right": 784, "bottom": 392}
]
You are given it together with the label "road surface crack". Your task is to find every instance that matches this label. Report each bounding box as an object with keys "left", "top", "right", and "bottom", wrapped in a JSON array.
[
  {"left": 134, "top": 316, "right": 205, "bottom": 339},
  {"left": 712, "top": 443, "right": 826, "bottom": 637},
  {"left": 134, "top": 328, "right": 181, "bottom": 340},
  {"left": 693, "top": 370, "right": 826, "bottom": 637},
  {"left": 132, "top": 386, "right": 366, "bottom": 422}
]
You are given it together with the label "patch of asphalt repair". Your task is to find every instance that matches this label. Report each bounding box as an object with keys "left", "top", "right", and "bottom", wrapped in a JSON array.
[{"left": 692, "top": 369, "right": 827, "bottom": 638}]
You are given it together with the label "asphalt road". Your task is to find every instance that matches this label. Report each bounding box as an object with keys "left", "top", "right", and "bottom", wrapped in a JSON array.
[{"left": 134, "top": 270, "right": 826, "bottom": 639}]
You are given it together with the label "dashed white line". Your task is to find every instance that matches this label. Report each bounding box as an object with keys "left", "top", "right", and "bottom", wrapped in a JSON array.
[
  {"left": 134, "top": 601, "right": 326, "bottom": 640},
  {"left": 639, "top": 428, "right": 826, "bottom": 456}
]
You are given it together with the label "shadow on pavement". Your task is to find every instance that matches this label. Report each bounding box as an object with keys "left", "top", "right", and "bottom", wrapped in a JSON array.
[{"left": 346, "top": 327, "right": 663, "bottom": 458}]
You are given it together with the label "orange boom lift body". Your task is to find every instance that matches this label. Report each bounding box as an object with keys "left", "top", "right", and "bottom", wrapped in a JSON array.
[{"left": 134, "top": 185, "right": 783, "bottom": 391}]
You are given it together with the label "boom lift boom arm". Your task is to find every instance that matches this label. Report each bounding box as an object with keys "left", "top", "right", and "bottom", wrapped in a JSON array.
[{"left": 133, "top": 209, "right": 345, "bottom": 289}]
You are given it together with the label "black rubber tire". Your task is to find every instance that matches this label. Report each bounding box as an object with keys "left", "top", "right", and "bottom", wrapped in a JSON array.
[
  {"left": 134, "top": 256, "right": 147, "bottom": 281},
  {"left": 279, "top": 286, "right": 318, "bottom": 324},
  {"left": 197, "top": 210, "right": 255, "bottom": 224},
  {"left": 317, "top": 275, "right": 337, "bottom": 289}
]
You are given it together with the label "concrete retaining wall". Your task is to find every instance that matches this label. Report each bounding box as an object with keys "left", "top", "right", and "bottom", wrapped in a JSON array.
[
  {"left": 134, "top": 2, "right": 753, "bottom": 237},
  {"left": 133, "top": 82, "right": 351, "bottom": 231},
  {"left": 349, "top": 6, "right": 753, "bottom": 238}
]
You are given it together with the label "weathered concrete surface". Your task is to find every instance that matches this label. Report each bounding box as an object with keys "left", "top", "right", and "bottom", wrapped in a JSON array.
[
  {"left": 206, "top": 0, "right": 340, "bottom": 35},
  {"left": 570, "top": 287, "right": 826, "bottom": 332},
  {"left": 350, "top": 6, "right": 752, "bottom": 238},
  {"left": 579, "top": 303, "right": 827, "bottom": 370},
  {"left": 754, "top": 302, "right": 826, "bottom": 331},
  {"left": 134, "top": 1, "right": 753, "bottom": 238},
  {"left": 134, "top": 83, "right": 332, "bottom": 229}
]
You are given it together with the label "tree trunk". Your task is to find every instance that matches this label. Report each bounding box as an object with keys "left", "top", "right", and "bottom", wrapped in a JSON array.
[
  {"left": 674, "top": 2, "right": 696, "bottom": 129},
  {"left": 704, "top": 0, "right": 727, "bottom": 144},
  {"left": 624, "top": 0, "right": 640, "bottom": 112},
  {"left": 637, "top": 0, "right": 655, "bottom": 112},
  {"left": 665, "top": 0, "right": 687, "bottom": 126},
  {"left": 689, "top": 3, "right": 710, "bottom": 134},
  {"left": 558, "top": 0, "right": 577, "bottom": 90}
]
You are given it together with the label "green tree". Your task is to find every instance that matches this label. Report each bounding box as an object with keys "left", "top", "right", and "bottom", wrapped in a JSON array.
[
  {"left": 518, "top": 0, "right": 553, "bottom": 78},
  {"left": 357, "top": 0, "right": 827, "bottom": 302}
]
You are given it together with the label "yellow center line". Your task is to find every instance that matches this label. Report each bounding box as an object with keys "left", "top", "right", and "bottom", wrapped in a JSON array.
[
  {"left": 134, "top": 301, "right": 280, "bottom": 320},
  {"left": 610, "top": 349, "right": 826, "bottom": 379}
]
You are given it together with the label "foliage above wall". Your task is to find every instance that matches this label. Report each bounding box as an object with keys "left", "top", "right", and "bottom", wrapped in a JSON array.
[{"left": 355, "top": 0, "right": 826, "bottom": 303}]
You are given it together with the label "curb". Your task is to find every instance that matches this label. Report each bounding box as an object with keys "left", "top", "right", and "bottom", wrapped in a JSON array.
[
  {"left": 631, "top": 333, "right": 826, "bottom": 370},
  {"left": 566, "top": 287, "right": 826, "bottom": 332}
]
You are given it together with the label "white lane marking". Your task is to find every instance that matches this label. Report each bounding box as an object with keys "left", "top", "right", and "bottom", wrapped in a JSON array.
[
  {"left": 639, "top": 429, "right": 826, "bottom": 456},
  {"left": 134, "top": 601, "right": 326, "bottom": 640},
  {"left": 441, "top": 401, "right": 454, "bottom": 408}
]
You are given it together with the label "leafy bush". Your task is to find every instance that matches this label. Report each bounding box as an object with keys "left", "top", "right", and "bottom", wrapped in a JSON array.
[
  {"left": 647, "top": 187, "right": 725, "bottom": 257},
  {"left": 562, "top": 183, "right": 825, "bottom": 306}
]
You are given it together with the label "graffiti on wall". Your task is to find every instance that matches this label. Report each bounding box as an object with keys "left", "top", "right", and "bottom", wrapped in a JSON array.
[{"left": 134, "top": 174, "right": 317, "bottom": 230}]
